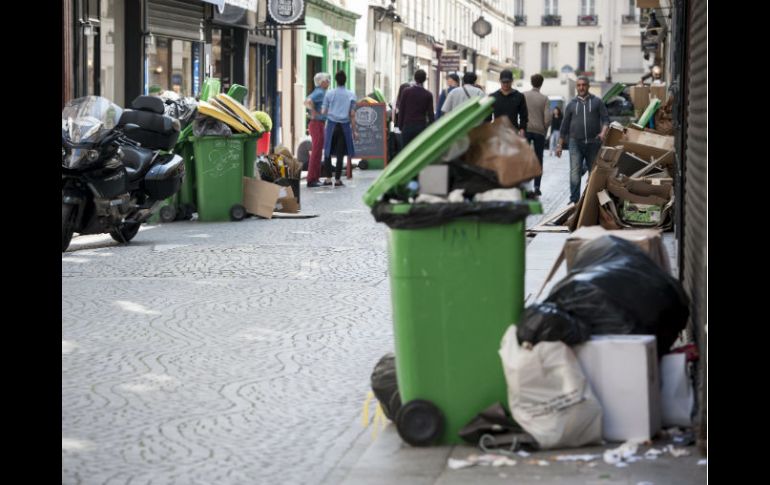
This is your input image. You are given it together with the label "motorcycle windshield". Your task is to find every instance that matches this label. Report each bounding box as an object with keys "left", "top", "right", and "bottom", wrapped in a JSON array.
[{"left": 62, "top": 96, "right": 123, "bottom": 168}]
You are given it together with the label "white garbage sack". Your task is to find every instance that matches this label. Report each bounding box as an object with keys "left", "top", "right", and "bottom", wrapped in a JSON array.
[
  {"left": 660, "top": 353, "right": 694, "bottom": 427},
  {"left": 499, "top": 325, "right": 603, "bottom": 449}
]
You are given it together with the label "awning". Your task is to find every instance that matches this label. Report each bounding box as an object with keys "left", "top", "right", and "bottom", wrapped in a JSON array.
[{"left": 202, "top": 0, "right": 257, "bottom": 13}]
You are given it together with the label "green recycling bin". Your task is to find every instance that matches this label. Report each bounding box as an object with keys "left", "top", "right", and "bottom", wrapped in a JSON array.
[
  {"left": 192, "top": 134, "right": 248, "bottom": 222},
  {"left": 243, "top": 133, "right": 261, "bottom": 178},
  {"left": 176, "top": 138, "right": 197, "bottom": 219},
  {"left": 363, "top": 96, "right": 541, "bottom": 446}
]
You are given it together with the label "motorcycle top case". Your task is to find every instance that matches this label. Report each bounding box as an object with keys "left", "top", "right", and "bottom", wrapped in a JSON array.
[{"left": 144, "top": 154, "right": 185, "bottom": 200}]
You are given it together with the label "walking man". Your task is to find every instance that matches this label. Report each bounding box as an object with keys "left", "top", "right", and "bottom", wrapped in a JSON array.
[
  {"left": 524, "top": 73, "right": 552, "bottom": 196},
  {"left": 556, "top": 76, "right": 610, "bottom": 204},
  {"left": 487, "top": 69, "right": 528, "bottom": 136}
]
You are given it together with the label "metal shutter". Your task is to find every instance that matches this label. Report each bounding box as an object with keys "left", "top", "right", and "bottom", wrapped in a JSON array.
[
  {"left": 683, "top": 0, "right": 707, "bottom": 452},
  {"left": 147, "top": 0, "right": 204, "bottom": 41}
]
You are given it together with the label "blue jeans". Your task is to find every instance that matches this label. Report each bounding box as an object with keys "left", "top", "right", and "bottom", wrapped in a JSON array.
[{"left": 568, "top": 138, "right": 602, "bottom": 203}]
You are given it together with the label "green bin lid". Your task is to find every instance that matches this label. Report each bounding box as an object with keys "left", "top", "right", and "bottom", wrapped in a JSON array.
[
  {"left": 362, "top": 96, "right": 494, "bottom": 207},
  {"left": 602, "top": 82, "right": 626, "bottom": 103},
  {"left": 371, "top": 88, "right": 386, "bottom": 104}
]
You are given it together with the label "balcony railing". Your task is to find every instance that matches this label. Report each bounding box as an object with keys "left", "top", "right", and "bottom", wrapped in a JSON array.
[
  {"left": 541, "top": 14, "right": 561, "bottom": 26},
  {"left": 622, "top": 14, "right": 638, "bottom": 24},
  {"left": 514, "top": 15, "right": 527, "bottom": 26},
  {"left": 577, "top": 14, "right": 598, "bottom": 26}
]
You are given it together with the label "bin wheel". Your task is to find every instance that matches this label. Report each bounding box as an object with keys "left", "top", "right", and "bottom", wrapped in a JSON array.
[
  {"left": 159, "top": 205, "right": 176, "bottom": 223},
  {"left": 230, "top": 204, "right": 246, "bottom": 221},
  {"left": 395, "top": 399, "right": 444, "bottom": 447},
  {"left": 358, "top": 160, "right": 369, "bottom": 170}
]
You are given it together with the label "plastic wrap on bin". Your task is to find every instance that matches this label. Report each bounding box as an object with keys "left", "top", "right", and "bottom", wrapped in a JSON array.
[
  {"left": 372, "top": 201, "right": 532, "bottom": 229},
  {"left": 545, "top": 236, "right": 689, "bottom": 356},
  {"left": 193, "top": 116, "right": 233, "bottom": 137},
  {"left": 516, "top": 302, "right": 590, "bottom": 347}
]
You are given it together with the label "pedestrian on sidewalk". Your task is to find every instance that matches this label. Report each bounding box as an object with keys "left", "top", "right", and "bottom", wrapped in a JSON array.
[
  {"left": 486, "top": 69, "right": 528, "bottom": 136},
  {"left": 441, "top": 72, "right": 485, "bottom": 115},
  {"left": 524, "top": 73, "right": 552, "bottom": 196},
  {"left": 304, "top": 72, "right": 330, "bottom": 188},
  {"left": 556, "top": 76, "right": 610, "bottom": 203},
  {"left": 397, "top": 69, "right": 435, "bottom": 149},
  {"left": 321, "top": 70, "right": 358, "bottom": 187},
  {"left": 435, "top": 73, "right": 460, "bottom": 120},
  {"left": 548, "top": 106, "right": 563, "bottom": 156}
]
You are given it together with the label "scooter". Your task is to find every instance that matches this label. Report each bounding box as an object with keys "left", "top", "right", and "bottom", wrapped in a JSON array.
[{"left": 62, "top": 95, "right": 185, "bottom": 252}]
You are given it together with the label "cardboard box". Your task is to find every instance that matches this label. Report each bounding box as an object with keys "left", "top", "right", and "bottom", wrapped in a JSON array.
[
  {"left": 621, "top": 200, "right": 662, "bottom": 226},
  {"left": 418, "top": 164, "right": 450, "bottom": 195},
  {"left": 575, "top": 335, "right": 662, "bottom": 442},
  {"left": 624, "top": 128, "right": 675, "bottom": 152},
  {"left": 275, "top": 186, "right": 299, "bottom": 213},
  {"left": 617, "top": 152, "right": 650, "bottom": 176},
  {"left": 243, "top": 177, "right": 281, "bottom": 219},
  {"left": 605, "top": 123, "right": 626, "bottom": 147},
  {"left": 618, "top": 141, "right": 674, "bottom": 166},
  {"left": 598, "top": 146, "right": 624, "bottom": 164},
  {"left": 649, "top": 84, "right": 667, "bottom": 101},
  {"left": 629, "top": 85, "right": 650, "bottom": 116}
]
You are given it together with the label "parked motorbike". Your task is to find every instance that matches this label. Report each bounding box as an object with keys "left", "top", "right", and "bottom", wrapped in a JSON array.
[{"left": 62, "top": 95, "right": 184, "bottom": 252}]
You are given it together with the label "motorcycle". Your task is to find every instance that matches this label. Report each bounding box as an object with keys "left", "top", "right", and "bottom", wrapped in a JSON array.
[{"left": 61, "top": 95, "right": 185, "bottom": 252}]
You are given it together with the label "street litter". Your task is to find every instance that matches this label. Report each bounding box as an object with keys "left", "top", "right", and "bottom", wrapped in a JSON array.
[
  {"left": 698, "top": 459, "right": 708, "bottom": 466},
  {"left": 604, "top": 441, "right": 642, "bottom": 465},
  {"left": 555, "top": 454, "right": 601, "bottom": 462},
  {"left": 664, "top": 444, "right": 691, "bottom": 457},
  {"left": 517, "top": 450, "right": 531, "bottom": 457},
  {"left": 448, "top": 454, "right": 517, "bottom": 470},
  {"left": 644, "top": 448, "right": 663, "bottom": 459}
]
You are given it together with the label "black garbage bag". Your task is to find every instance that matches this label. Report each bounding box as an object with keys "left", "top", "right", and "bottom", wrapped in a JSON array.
[
  {"left": 545, "top": 236, "right": 689, "bottom": 356},
  {"left": 458, "top": 402, "right": 539, "bottom": 452},
  {"left": 370, "top": 353, "right": 401, "bottom": 421},
  {"left": 192, "top": 115, "right": 233, "bottom": 137},
  {"left": 448, "top": 159, "right": 501, "bottom": 197},
  {"left": 516, "top": 302, "right": 590, "bottom": 347},
  {"left": 372, "top": 201, "right": 531, "bottom": 230}
]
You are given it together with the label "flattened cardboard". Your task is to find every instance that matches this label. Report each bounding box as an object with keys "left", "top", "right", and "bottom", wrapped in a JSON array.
[
  {"left": 243, "top": 177, "right": 280, "bottom": 219},
  {"left": 625, "top": 128, "right": 675, "bottom": 152}
]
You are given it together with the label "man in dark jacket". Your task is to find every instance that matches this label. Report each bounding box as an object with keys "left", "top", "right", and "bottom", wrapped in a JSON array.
[
  {"left": 397, "top": 69, "right": 435, "bottom": 148},
  {"left": 556, "top": 76, "right": 609, "bottom": 203},
  {"left": 435, "top": 73, "right": 460, "bottom": 120},
  {"left": 487, "top": 69, "right": 528, "bottom": 135}
]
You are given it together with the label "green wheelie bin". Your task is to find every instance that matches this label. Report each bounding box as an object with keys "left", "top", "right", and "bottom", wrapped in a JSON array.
[
  {"left": 191, "top": 134, "right": 248, "bottom": 221},
  {"left": 363, "top": 96, "right": 541, "bottom": 446}
]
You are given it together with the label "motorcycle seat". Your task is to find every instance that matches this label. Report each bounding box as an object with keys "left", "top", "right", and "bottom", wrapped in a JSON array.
[{"left": 121, "top": 146, "right": 155, "bottom": 180}]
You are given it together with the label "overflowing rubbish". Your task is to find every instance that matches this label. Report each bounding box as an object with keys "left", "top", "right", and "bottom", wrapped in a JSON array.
[
  {"left": 519, "top": 236, "right": 689, "bottom": 357},
  {"left": 499, "top": 327, "right": 603, "bottom": 450}
]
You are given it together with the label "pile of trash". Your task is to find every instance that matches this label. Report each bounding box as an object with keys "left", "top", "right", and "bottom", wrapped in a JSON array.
[{"left": 567, "top": 121, "right": 677, "bottom": 231}]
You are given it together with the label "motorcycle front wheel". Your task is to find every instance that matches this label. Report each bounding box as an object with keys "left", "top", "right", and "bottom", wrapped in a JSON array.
[
  {"left": 62, "top": 203, "right": 77, "bottom": 252},
  {"left": 110, "top": 222, "right": 141, "bottom": 244}
]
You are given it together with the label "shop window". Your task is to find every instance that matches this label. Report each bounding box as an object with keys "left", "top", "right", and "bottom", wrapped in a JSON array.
[{"left": 146, "top": 36, "right": 198, "bottom": 97}]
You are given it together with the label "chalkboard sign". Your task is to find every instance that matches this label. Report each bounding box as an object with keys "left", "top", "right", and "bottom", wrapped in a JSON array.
[{"left": 353, "top": 102, "right": 387, "bottom": 159}]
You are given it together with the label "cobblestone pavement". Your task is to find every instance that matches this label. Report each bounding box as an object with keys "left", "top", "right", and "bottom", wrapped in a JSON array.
[{"left": 62, "top": 157, "right": 571, "bottom": 485}]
